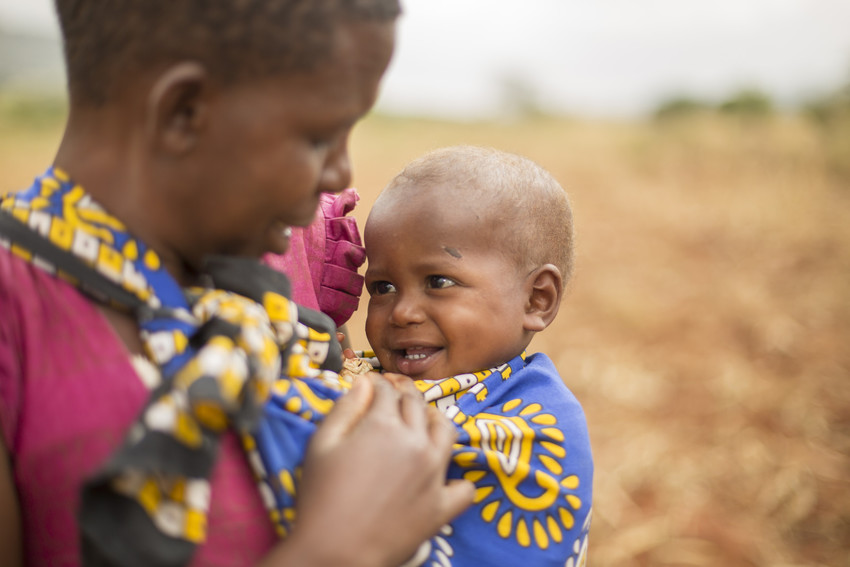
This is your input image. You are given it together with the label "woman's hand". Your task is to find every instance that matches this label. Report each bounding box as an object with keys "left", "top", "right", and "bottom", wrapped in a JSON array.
[{"left": 262, "top": 373, "right": 474, "bottom": 567}]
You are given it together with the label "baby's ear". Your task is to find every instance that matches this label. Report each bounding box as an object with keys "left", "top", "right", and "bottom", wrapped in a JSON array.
[
  {"left": 145, "top": 62, "right": 209, "bottom": 154},
  {"left": 522, "top": 264, "right": 562, "bottom": 332}
]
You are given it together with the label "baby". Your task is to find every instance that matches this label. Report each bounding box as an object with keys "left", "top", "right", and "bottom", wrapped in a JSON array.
[
  {"left": 250, "top": 146, "right": 592, "bottom": 566},
  {"left": 360, "top": 145, "right": 594, "bottom": 566}
]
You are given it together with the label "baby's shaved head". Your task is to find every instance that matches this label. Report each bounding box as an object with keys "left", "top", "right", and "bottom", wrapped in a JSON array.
[
  {"left": 54, "top": 0, "right": 401, "bottom": 105},
  {"left": 374, "top": 146, "right": 574, "bottom": 287}
]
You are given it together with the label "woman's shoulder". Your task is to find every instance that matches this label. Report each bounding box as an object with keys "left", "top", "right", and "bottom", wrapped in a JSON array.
[
  {"left": 0, "top": 245, "right": 89, "bottom": 313},
  {"left": 0, "top": 246, "right": 118, "bottom": 363},
  {"left": 0, "top": 246, "right": 130, "bottom": 447}
]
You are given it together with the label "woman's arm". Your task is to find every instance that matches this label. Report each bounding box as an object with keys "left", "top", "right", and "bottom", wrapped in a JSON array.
[{"left": 0, "top": 435, "right": 22, "bottom": 567}]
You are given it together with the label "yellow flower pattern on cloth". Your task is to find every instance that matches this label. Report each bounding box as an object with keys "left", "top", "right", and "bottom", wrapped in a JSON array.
[{"left": 409, "top": 354, "right": 593, "bottom": 566}]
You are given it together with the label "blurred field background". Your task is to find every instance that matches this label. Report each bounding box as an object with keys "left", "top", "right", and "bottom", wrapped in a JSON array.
[
  {"left": 349, "top": 104, "right": 850, "bottom": 567},
  {"left": 2, "top": 88, "right": 849, "bottom": 566}
]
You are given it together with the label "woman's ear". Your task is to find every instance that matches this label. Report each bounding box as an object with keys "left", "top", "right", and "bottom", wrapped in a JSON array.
[
  {"left": 522, "top": 264, "right": 563, "bottom": 332},
  {"left": 145, "top": 62, "right": 209, "bottom": 154}
]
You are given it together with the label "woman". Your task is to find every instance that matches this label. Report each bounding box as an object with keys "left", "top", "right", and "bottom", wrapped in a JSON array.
[{"left": 0, "top": 1, "right": 473, "bottom": 566}]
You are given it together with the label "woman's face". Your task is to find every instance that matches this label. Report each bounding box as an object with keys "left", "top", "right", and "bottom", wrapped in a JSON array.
[{"left": 164, "top": 19, "right": 395, "bottom": 269}]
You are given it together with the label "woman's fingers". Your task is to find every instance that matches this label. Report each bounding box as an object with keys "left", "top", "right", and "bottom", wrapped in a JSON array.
[
  {"left": 424, "top": 406, "right": 475, "bottom": 526},
  {"left": 427, "top": 405, "right": 458, "bottom": 453},
  {"left": 310, "top": 375, "right": 373, "bottom": 449},
  {"left": 295, "top": 370, "right": 474, "bottom": 566},
  {"left": 381, "top": 371, "right": 421, "bottom": 395},
  {"left": 364, "top": 372, "right": 405, "bottom": 418},
  {"left": 399, "top": 390, "right": 427, "bottom": 431},
  {"left": 441, "top": 478, "right": 476, "bottom": 522}
]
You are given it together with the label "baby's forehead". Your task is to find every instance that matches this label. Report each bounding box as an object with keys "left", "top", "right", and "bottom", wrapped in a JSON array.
[
  {"left": 370, "top": 187, "right": 529, "bottom": 261},
  {"left": 377, "top": 177, "right": 508, "bottom": 217},
  {"left": 371, "top": 177, "right": 530, "bottom": 241}
]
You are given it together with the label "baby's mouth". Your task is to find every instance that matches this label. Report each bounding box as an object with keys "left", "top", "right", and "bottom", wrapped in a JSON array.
[
  {"left": 392, "top": 346, "right": 442, "bottom": 377},
  {"left": 403, "top": 350, "right": 430, "bottom": 360},
  {"left": 400, "top": 346, "right": 441, "bottom": 358}
]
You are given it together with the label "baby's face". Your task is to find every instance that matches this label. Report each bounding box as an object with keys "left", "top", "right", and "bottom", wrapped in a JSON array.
[{"left": 364, "top": 198, "right": 532, "bottom": 381}]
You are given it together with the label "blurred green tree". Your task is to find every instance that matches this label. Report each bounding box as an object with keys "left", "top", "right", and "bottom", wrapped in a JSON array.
[
  {"left": 653, "top": 95, "right": 711, "bottom": 120},
  {"left": 803, "top": 79, "right": 850, "bottom": 127},
  {"left": 717, "top": 88, "right": 774, "bottom": 116}
]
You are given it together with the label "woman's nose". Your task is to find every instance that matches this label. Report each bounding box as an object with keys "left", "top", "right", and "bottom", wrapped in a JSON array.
[{"left": 318, "top": 141, "right": 352, "bottom": 195}]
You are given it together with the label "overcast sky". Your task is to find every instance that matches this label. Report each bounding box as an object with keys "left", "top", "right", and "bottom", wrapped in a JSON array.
[{"left": 2, "top": 0, "right": 849, "bottom": 118}]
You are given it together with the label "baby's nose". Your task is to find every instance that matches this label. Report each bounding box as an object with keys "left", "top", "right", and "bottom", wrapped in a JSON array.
[{"left": 390, "top": 293, "right": 426, "bottom": 327}]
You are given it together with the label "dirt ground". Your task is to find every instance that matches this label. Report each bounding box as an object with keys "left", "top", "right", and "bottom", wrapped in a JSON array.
[{"left": 3, "top": 110, "right": 848, "bottom": 567}]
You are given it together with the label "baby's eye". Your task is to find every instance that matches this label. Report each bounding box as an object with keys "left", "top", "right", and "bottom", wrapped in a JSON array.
[
  {"left": 426, "top": 275, "right": 456, "bottom": 289},
  {"left": 370, "top": 281, "right": 397, "bottom": 295}
]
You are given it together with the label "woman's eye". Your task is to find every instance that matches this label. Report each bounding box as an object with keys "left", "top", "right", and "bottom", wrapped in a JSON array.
[
  {"left": 427, "top": 275, "right": 456, "bottom": 289},
  {"left": 371, "top": 281, "right": 397, "bottom": 295},
  {"left": 312, "top": 126, "right": 348, "bottom": 150},
  {"left": 311, "top": 137, "right": 331, "bottom": 150}
]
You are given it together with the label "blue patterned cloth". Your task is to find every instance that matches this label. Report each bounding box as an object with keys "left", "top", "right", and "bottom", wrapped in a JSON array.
[{"left": 254, "top": 352, "right": 593, "bottom": 567}]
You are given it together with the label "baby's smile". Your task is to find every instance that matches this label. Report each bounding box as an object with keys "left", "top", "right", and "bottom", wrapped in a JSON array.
[{"left": 391, "top": 345, "right": 444, "bottom": 378}]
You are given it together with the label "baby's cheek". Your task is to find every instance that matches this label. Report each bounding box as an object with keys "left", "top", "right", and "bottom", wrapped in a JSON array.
[{"left": 363, "top": 314, "right": 378, "bottom": 344}]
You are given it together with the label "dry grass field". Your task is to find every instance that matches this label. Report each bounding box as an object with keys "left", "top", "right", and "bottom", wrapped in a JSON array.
[{"left": 2, "top": 101, "right": 848, "bottom": 566}]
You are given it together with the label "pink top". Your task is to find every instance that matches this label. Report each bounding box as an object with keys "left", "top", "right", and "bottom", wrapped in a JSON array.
[
  {"left": 0, "top": 248, "right": 277, "bottom": 566},
  {"left": 263, "top": 188, "right": 366, "bottom": 327}
]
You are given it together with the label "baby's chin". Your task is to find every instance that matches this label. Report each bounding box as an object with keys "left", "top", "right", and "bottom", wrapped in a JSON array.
[
  {"left": 379, "top": 349, "right": 513, "bottom": 381},
  {"left": 417, "top": 357, "right": 518, "bottom": 382},
  {"left": 404, "top": 365, "right": 476, "bottom": 382},
  {"left": 380, "top": 363, "right": 447, "bottom": 382}
]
